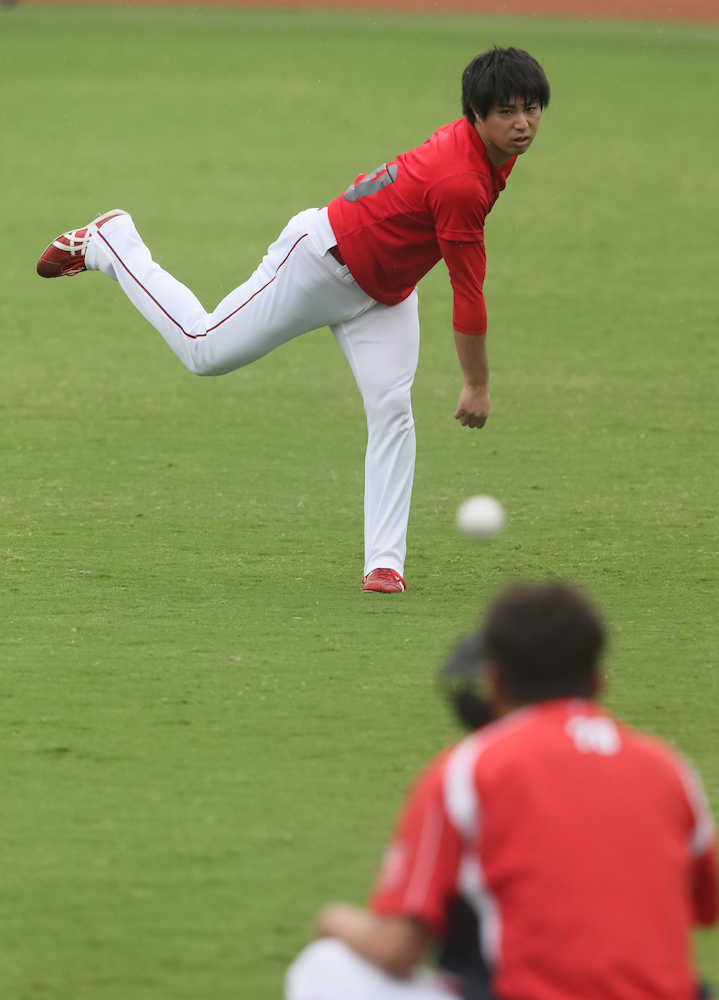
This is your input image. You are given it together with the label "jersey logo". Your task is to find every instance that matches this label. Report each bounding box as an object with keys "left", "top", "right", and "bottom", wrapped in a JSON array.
[
  {"left": 565, "top": 715, "right": 621, "bottom": 755},
  {"left": 344, "top": 162, "right": 398, "bottom": 202}
]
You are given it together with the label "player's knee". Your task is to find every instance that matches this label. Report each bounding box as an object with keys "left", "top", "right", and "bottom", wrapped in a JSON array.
[
  {"left": 184, "top": 346, "right": 225, "bottom": 377},
  {"left": 365, "top": 384, "right": 414, "bottom": 433},
  {"left": 187, "top": 359, "right": 218, "bottom": 376}
]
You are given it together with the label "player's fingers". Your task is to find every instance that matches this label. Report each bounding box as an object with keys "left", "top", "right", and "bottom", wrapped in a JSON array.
[{"left": 459, "top": 414, "right": 486, "bottom": 429}]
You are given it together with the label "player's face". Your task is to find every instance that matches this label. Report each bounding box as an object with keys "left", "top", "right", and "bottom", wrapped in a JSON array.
[{"left": 475, "top": 98, "right": 542, "bottom": 166}]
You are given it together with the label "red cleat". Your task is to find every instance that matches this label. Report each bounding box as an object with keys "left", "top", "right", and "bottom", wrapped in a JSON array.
[
  {"left": 37, "top": 209, "right": 127, "bottom": 278},
  {"left": 361, "top": 569, "right": 407, "bottom": 593}
]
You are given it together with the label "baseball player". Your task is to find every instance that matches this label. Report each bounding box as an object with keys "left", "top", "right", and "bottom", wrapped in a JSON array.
[
  {"left": 37, "top": 47, "right": 550, "bottom": 594},
  {"left": 286, "top": 582, "right": 718, "bottom": 1000}
]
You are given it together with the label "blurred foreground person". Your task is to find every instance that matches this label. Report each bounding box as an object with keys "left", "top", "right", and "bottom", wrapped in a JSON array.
[{"left": 286, "top": 582, "right": 717, "bottom": 1000}]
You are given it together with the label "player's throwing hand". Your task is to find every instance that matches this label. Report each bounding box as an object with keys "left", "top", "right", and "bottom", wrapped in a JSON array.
[{"left": 454, "top": 384, "right": 490, "bottom": 428}]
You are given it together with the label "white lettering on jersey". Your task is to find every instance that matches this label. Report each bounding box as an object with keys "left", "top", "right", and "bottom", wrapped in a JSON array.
[{"left": 565, "top": 715, "right": 621, "bottom": 755}]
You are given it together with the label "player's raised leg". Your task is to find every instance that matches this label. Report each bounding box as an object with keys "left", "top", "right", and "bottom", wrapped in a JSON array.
[
  {"left": 37, "top": 209, "right": 373, "bottom": 376},
  {"left": 332, "top": 290, "right": 419, "bottom": 591}
]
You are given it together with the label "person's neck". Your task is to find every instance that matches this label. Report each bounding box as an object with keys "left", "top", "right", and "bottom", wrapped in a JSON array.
[
  {"left": 486, "top": 146, "right": 511, "bottom": 168},
  {"left": 476, "top": 130, "right": 510, "bottom": 169}
]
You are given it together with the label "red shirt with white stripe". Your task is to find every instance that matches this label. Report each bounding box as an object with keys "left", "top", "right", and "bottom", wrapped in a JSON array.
[
  {"left": 327, "top": 118, "right": 515, "bottom": 335},
  {"left": 370, "top": 700, "right": 718, "bottom": 1000}
]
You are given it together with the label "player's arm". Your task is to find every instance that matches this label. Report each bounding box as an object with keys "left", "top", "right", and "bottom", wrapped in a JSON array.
[
  {"left": 313, "top": 904, "right": 430, "bottom": 977},
  {"left": 439, "top": 238, "right": 491, "bottom": 429},
  {"left": 369, "top": 754, "right": 462, "bottom": 967},
  {"left": 454, "top": 330, "right": 489, "bottom": 428},
  {"left": 676, "top": 754, "right": 719, "bottom": 925},
  {"left": 310, "top": 755, "right": 462, "bottom": 978}
]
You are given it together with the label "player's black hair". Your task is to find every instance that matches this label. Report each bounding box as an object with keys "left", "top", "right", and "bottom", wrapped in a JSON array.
[
  {"left": 462, "top": 46, "right": 550, "bottom": 122},
  {"left": 482, "top": 582, "right": 604, "bottom": 704}
]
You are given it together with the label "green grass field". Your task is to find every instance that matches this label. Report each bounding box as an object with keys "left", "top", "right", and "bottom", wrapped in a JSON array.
[{"left": 2, "top": 5, "right": 718, "bottom": 997}]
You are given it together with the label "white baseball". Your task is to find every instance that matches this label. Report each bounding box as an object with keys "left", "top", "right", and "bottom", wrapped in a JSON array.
[{"left": 456, "top": 495, "right": 505, "bottom": 538}]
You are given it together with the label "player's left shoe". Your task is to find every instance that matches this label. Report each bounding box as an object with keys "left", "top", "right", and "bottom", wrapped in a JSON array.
[
  {"left": 361, "top": 569, "right": 407, "bottom": 593},
  {"left": 36, "top": 210, "right": 127, "bottom": 278}
]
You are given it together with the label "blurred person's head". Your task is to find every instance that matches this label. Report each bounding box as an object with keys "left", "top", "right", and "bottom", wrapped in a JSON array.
[{"left": 481, "top": 581, "right": 605, "bottom": 712}]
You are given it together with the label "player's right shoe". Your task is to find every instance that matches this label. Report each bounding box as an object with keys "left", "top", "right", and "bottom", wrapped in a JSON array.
[
  {"left": 36, "top": 210, "right": 127, "bottom": 278},
  {"left": 361, "top": 569, "right": 407, "bottom": 593}
]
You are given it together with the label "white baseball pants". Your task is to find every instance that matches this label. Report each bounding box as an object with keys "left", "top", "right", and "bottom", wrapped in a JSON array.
[
  {"left": 285, "top": 939, "right": 458, "bottom": 1000},
  {"left": 86, "top": 208, "right": 419, "bottom": 578}
]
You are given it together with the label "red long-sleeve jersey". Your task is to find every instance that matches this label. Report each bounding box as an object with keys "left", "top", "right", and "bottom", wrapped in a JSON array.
[
  {"left": 371, "top": 700, "right": 718, "bottom": 1000},
  {"left": 327, "top": 118, "right": 515, "bottom": 335}
]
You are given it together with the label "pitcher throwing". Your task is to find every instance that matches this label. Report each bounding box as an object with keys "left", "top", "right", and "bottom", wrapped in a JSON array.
[{"left": 37, "top": 47, "right": 550, "bottom": 594}]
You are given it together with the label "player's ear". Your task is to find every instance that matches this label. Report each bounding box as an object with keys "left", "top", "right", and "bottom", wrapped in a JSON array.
[{"left": 486, "top": 661, "right": 513, "bottom": 717}]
